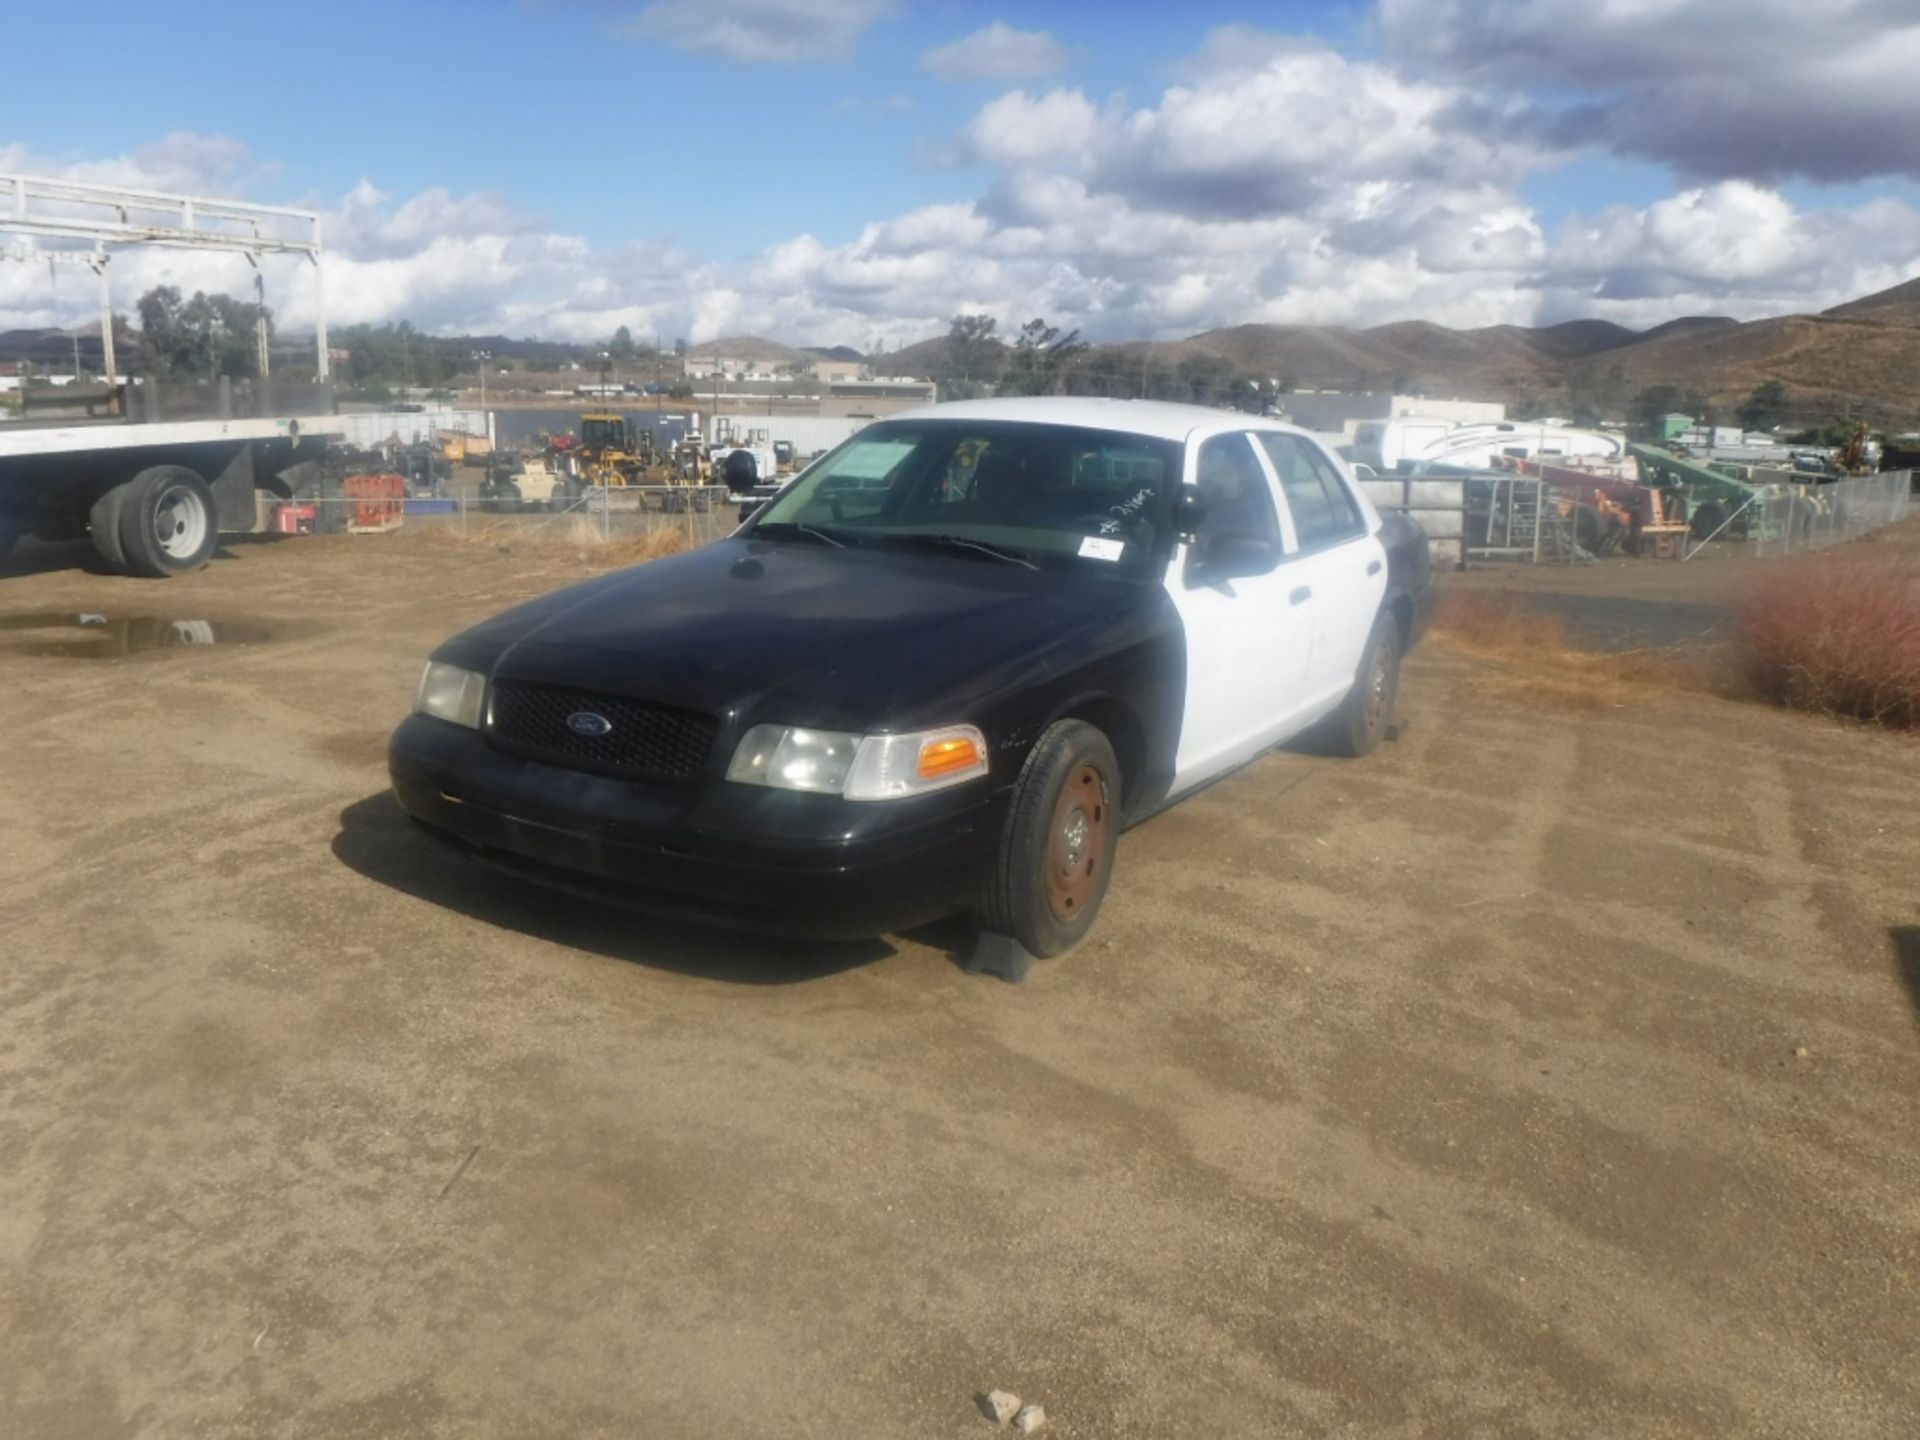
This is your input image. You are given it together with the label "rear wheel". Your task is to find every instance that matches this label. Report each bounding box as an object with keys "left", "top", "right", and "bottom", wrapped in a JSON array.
[
  {"left": 1326, "top": 614, "right": 1401, "bottom": 758},
  {"left": 978, "top": 720, "right": 1121, "bottom": 957},
  {"left": 118, "top": 466, "right": 216, "bottom": 577}
]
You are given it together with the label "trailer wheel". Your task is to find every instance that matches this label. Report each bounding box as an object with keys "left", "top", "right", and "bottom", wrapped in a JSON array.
[
  {"left": 89, "top": 484, "right": 131, "bottom": 573},
  {"left": 118, "top": 466, "right": 217, "bottom": 577}
]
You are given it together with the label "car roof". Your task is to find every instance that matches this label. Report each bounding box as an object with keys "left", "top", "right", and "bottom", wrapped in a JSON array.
[{"left": 879, "top": 396, "right": 1319, "bottom": 446}]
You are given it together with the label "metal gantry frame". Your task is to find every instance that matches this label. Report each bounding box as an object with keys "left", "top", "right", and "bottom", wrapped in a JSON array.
[{"left": 0, "top": 172, "right": 329, "bottom": 388}]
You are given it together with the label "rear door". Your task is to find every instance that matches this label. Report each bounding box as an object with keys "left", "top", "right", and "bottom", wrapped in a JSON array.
[
  {"left": 1164, "top": 431, "right": 1315, "bottom": 793},
  {"left": 1252, "top": 431, "right": 1387, "bottom": 711}
]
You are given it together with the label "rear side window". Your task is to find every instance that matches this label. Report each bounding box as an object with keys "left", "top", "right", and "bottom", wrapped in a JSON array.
[
  {"left": 1192, "top": 434, "right": 1282, "bottom": 546},
  {"left": 1256, "top": 434, "right": 1366, "bottom": 550}
]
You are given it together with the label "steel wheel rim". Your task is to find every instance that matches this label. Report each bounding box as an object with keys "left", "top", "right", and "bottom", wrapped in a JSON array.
[
  {"left": 153, "top": 484, "right": 208, "bottom": 559},
  {"left": 1364, "top": 641, "right": 1393, "bottom": 734},
  {"left": 1044, "top": 762, "right": 1108, "bottom": 923}
]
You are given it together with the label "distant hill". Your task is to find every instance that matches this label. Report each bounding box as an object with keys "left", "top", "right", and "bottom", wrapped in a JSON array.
[
  {"left": 1823, "top": 277, "right": 1920, "bottom": 327},
  {"left": 687, "top": 335, "right": 810, "bottom": 366},
  {"left": 869, "top": 276, "right": 1920, "bottom": 422}
]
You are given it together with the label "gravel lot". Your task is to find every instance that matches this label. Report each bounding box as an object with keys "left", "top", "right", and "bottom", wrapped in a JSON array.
[{"left": 3, "top": 524, "right": 1917, "bottom": 1438}]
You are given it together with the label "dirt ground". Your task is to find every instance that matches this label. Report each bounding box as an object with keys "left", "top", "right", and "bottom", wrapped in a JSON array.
[{"left": 2, "top": 522, "right": 1917, "bottom": 1439}]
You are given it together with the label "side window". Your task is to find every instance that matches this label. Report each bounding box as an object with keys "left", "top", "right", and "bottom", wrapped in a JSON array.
[
  {"left": 1192, "top": 434, "right": 1282, "bottom": 549},
  {"left": 1256, "top": 434, "right": 1366, "bottom": 550}
]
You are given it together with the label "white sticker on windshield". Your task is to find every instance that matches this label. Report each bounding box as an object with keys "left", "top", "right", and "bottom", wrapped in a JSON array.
[{"left": 1078, "top": 536, "right": 1126, "bottom": 562}]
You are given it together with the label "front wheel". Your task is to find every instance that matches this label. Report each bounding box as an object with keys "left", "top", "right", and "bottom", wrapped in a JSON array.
[
  {"left": 118, "top": 466, "right": 217, "bottom": 577},
  {"left": 1326, "top": 614, "right": 1401, "bottom": 758},
  {"left": 977, "top": 720, "right": 1121, "bottom": 958}
]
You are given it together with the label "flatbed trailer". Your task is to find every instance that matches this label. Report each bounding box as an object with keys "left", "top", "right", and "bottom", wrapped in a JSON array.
[{"left": 0, "top": 413, "right": 346, "bottom": 576}]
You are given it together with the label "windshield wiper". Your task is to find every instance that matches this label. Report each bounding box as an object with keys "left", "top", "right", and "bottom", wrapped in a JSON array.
[
  {"left": 754, "top": 521, "right": 847, "bottom": 548},
  {"left": 879, "top": 533, "right": 1038, "bottom": 569}
]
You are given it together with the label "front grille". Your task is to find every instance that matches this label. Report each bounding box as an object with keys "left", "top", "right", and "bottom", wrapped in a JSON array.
[{"left": 487, "top": 680, "right": 719, "bottom": 781}]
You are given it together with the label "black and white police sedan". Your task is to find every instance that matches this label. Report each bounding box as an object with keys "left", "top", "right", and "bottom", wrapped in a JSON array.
[{"left": 388, "top": 398, "right": 1434, "bottom": 962}]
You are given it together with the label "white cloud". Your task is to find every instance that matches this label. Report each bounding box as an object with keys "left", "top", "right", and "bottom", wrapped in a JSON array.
[
  {"left": 961, "top": 89, "right": 1104, "bottom": 169},
  {"left": 1382, "top": 0, "right": 1920, "bottom": 181},
  {"left": 922, "top": 21, "right": 1075, "bottom": 82},
  {"left": 623, "top": 0, "right": 894, "bottom": 63}
]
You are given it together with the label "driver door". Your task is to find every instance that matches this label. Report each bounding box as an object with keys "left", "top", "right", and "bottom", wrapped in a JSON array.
[{"left": 1164, "top": 432, "right": 1314, "bottom": 794}]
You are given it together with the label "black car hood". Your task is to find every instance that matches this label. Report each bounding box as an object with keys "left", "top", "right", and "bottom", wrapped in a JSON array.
[{"left": 444, "top": 537, "right": 1162, "bottom": 732}]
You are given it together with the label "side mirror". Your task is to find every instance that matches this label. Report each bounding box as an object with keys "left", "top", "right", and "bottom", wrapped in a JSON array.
[
  {"left": 1173, "top": 485, "right": 1208, "bottom": 539},
  {"left": 1198, "top": 532, "right": 1278, "bottom": 581}
]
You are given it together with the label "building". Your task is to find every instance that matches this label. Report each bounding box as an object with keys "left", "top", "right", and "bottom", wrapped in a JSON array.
[
  {"left": 810, "top": 357, "right": 867, "bottom": 383},
  {"left": 1278, "top": 391, "right": 1506, "bottom": 441},
  {"left": 683, "top": 354, "right": 753, "bottom": 380},
  {"left": 820, "top": 377, "right": 937, "bottom": 419}
]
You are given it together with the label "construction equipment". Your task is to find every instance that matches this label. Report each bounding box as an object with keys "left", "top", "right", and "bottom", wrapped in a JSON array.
[
  {"left": 574, "top": 412, "right": 658, "bottom": 487},
  {"left": 1627, "top": 443, "right": 1835, "bottom": 546}
]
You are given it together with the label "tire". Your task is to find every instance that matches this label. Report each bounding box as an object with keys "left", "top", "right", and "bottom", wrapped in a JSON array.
[
  {"left": 978, "top": 720, "right": 1121, "bottom": 958},
  {"left": 89, "top": 483, "right": 131, "bottom": 573},
  {"left": 118, "top": 466, "right": 217, "bottom": 577},
  {"left": 1326, "top": 613, "right": 1401, "bottom": 758},
  {"left": 1690, "top": 499, "right": 1728, "bottom": 543}
]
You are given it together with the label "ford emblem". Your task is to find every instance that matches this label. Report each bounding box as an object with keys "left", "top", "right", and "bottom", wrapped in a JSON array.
[{"left": 566, "top": 711, "right": 613, "bottom": 738}]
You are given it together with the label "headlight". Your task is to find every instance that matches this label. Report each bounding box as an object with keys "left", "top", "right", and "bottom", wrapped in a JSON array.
[
  {"left": 727, "top": 723, "right": 989, "bottom": 801},
  {"left": 725, "top": 725, "right": 861, "bottom": 793},
  {"left": 413, "top": 661, "right": 487, "bottom": 729}
]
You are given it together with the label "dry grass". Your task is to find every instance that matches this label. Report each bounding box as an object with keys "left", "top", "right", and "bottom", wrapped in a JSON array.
[
  {"left": 417, "top": 516, "right": 699, "bottom": 571},
  {"left": 1735, "top": 553, "right": 1920, "bottom": 728},
  {"left": 1429, "top": 589, "right": 1698, "bottom": 710}
]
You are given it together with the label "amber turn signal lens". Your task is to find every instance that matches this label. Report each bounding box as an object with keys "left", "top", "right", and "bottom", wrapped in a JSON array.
[{"left": 917, "top": 736, "right": 983, "bottom": 778}]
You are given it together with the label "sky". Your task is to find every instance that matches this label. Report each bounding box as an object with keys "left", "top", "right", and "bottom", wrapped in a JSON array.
[{"left": 3, "top": 0, "right": 1919, "bottom": 349}]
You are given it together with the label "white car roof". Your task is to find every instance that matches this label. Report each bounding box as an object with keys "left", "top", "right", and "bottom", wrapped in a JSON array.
[{"left": 881, "top": 396, "right": 1318, "bottom": 446}]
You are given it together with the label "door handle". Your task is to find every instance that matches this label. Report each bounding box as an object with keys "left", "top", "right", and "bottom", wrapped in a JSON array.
[
  {"left": 1289, "top": 585, "right": 1311, "bottom": 606},
  {"left": 1367, "top": 559, "right": 1383, "bottom": 576}
]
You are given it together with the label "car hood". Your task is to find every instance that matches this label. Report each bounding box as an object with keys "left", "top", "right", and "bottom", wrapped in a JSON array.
[{"left": 438, "top": 537, "right": 1161, "bottom": 732}]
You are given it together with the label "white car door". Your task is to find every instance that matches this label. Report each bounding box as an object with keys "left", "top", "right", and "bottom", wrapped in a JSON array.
[
  {"left": 1164, "top": 431, "right": 1315, "bottom": 794},
  {"left": 1252, "top": 431, "right": 1388, "bottom": 712}
]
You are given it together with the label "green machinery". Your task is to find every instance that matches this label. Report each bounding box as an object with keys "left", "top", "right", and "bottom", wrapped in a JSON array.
[{"left": 1627, "top": 443, "right": 1816, "bottom": 543}]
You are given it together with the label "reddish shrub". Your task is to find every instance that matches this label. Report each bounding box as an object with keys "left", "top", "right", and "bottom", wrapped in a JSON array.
[{"left": 1736, "top": 555, "right": 1920, "bottom": 728}]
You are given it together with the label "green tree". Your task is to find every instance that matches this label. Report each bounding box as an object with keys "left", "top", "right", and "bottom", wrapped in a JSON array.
[
  {"left": 941, "top": 313, "right": 1003, "bottom": 388},
  {"left": 137, "top": 285, "right": 272, "bottom": 381},
  {"left": 1629, "top": 383, "right": 1687, "bottom": 438},
  {"left": 609, "top": 325, "right": 636, "bottom": 360},
  {"left": 1737, "top": 379, "right": 1791, "bottom": 432},
  {"left": 998, "top": 318, "right": 1087, "bottom": 397}
]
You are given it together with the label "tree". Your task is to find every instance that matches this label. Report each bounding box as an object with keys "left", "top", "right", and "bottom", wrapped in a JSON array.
[
  {"left": 1628, "top": 383, "right": 1687, "bottom": 438},
  {"left": 609, "top": 325, "right": 636, "bottom": 360},
  {"left": 998, "top": 317, "right": 1088, "bottom": 397},
  {"left": 136, "top": 285, "right": 273, "bottom": 381},
  {"left": 1737, "top": 379, "right": 1791, "bottom": 433},
  {"left": 941, "top": 314, "right": 1003, "bottom": 388}
]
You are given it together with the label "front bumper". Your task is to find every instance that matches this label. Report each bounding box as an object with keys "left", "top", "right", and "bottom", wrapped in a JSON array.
[{"left": 387, "top": 714, "right": 1003, "bottom": 939}]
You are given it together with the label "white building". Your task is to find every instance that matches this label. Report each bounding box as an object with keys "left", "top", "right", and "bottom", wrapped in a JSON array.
[{"left": 1278, "top": 391, "right": 1506, "bottom": 442}]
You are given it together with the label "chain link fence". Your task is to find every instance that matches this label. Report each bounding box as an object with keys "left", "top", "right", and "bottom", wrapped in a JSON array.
[
  {"left": 1463, "top": 471, "right": 1914, "bottom": 565},
  {"left": 272, "top": 483, "right": 746, "bottom": 550}
]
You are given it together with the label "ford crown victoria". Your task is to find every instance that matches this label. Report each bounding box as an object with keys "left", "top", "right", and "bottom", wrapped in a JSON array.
[{"left": 388, "top": 398, "right": 1433, "bottom": 962}]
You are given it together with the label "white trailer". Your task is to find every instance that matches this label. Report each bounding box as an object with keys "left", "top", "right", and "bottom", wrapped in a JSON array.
[{"left": 0, "top": 414, "right": 345, "bottom": 575}]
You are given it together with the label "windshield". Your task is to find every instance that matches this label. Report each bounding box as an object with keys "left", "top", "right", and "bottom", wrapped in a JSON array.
[
  {"left": 581, "top": 418, "right": 623, "bottom": 446},
  {"left": 747, "top": 420, "right": 1179, "bottom": 576}
]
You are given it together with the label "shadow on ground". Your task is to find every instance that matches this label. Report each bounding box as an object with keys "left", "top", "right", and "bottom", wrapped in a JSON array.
[
  {"left": 1891, "top": 927, "right": 1920, "bottom": 1031},
  {"left": 0, "top": 534, "right": 285, "bottom": 582},
  {"left": 331, "top": 791, "right": 976, "bottom": 984}
]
